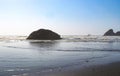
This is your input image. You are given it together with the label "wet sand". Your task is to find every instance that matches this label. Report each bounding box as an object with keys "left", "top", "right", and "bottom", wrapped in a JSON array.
[
  {"left": 15, "top": 61, "right": 120, "bottom": 76},
  {"left": 40, "top": 62, "right": 120, "bottom": 76}
]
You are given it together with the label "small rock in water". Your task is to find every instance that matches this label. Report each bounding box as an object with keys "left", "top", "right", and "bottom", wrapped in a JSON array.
[
  {"left": 104, "top": 29, "right": 120, "bottom": 36},
  {"left": 116, "top": 31, "right": 120, "bottom": 36},
  {"left": 104, "top": 29, "right": 115, "bottom": 36}
]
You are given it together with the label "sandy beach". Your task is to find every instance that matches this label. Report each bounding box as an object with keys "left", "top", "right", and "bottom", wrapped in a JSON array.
[
  {"left": 13, "top": 61, "right": 120, "bottom": 76},
  {"left": 45, "top": 62, "right": 120, "bottom": 76}
]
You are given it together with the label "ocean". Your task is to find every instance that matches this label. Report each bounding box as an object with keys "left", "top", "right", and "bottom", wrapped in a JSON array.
[{"left": 0, "top": 35, "right": 120, "bottom": 76}]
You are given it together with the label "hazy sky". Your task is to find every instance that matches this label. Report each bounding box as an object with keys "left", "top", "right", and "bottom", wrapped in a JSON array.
[{"left": 0, "top": 0, "right": 120, "bottom": 35}]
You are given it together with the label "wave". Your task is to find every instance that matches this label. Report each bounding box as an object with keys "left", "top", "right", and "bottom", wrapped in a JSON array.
[
  {"left": 2, "top": 45, "right": 120, "bottom": 52},
  {"left": 62, "top": 35, "right": 120, "bottom": 42},
  {"left": 0, "top": 35, "right": 120, "bottom": 52},
  {"left": 0, "top": 35, "right": 120, "bottom": 42},
  {"left": 57, "top": 49, "right": 120, "bottom": 52},
  {"left": 2, "top": 45, "right": 39, "bottom": 51}
]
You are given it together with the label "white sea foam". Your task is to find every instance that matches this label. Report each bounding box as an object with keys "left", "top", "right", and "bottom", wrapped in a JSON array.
[{"left": 0, "top": 35, "right": 120, "bottom": 42}]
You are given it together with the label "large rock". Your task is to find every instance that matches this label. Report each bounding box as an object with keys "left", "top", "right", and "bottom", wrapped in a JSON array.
[
  {"left": 27, "top": 29, "right": 61, "bottom": 40},
  {"left": 104, "top": 29, "right": 120, "bottom": 36},
  {"left": 104, "top": 29, "right": 115, "bottom": 36}
]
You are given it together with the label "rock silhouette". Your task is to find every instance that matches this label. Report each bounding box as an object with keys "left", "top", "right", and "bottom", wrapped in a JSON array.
[
  {"left": 27, "top": 29, "right": 61, "bottom": 40},
  {"left": 116, "top": 31, "right": 120, "bottom": 36},
  {"left": 104, "top": 29, "right": 120, "bottom": 36},
  {"left": 104, "top": 29, "right": 115, "bottom": 36}
]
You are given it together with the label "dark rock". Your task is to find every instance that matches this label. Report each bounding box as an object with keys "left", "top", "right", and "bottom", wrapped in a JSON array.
[
  {"left": 27, "top": 29, "right": 61, "bottom": 40},
  {"left": 104, "top": 29, "right": 120, "bottom": 36},
  {"left": 116, "top": 31, "right": 120, "bottom": 36},
  {"left": 104, "top": 29, "right": 115, "bottom": 36}
]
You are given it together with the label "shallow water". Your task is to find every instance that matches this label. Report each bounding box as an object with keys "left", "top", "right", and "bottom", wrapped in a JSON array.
[{"left": 0, "top": 35, "right": 120, "bottom": 76}]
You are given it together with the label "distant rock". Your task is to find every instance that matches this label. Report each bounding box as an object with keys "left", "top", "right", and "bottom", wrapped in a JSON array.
[
  {"left": 104, "top": 29, "right": 115, "bottom": 36},
  {"left": 27, "top": 29, "right": 61, "bottom": 40},
  {"left": 104, "top": 29, "right": 120, "bottom": 36},
  {"left": 116, "top": 31, "right": 120, "bottom": 36}
]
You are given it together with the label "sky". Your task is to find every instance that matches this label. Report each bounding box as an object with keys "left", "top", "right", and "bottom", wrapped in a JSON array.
[{"left": 0, "top": 0, "right": 120, "bottom": 35}]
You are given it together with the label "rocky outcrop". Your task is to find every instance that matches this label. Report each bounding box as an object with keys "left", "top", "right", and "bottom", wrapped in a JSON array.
[
  {"left": 104, "top": 29, "right": 115, "bottom": 36},
  {"left": 27, "top": 29, "right": 61, "bottom": 40},
  {"left": 116, "top": 31, "right": 120, "bottom": 36},
  {"left": 104, "top": 29, "right": 120, "bottom": 36}
]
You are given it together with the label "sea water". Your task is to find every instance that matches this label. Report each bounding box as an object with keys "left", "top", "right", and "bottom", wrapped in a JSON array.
[{"left": 0, "top": 35, "right": 120, "bottom": 76}]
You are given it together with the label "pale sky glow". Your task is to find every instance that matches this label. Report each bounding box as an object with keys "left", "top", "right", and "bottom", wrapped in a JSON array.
[{"left": 0, "top": 0, "right": 120, "bottom": 35}]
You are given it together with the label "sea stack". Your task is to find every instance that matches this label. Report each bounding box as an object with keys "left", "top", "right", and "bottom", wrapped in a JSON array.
[
  {"left": 116, "top": 31, "right": 120, "bottom": 36},
  {"left": 104, "top": 29, "right": 120, "bottom": 36},
  {"left": 104, "top": 29, "right": 115, "bottom": 36},
  {"left": 27, "top": 29, "right": 61, "bottom": 40}
]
